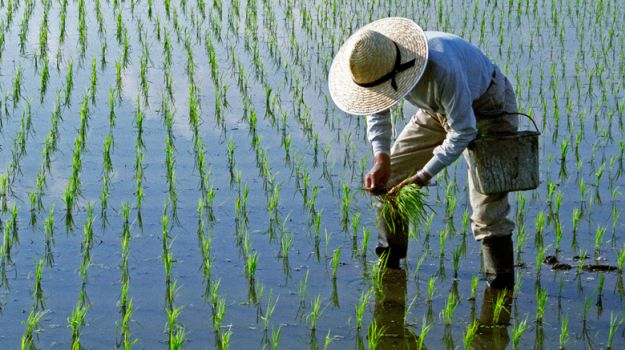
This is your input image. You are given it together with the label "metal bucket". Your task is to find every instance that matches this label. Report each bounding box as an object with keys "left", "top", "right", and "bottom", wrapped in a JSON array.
[{"left": 466, "top": 113, "right": 541, "bottom": 194}]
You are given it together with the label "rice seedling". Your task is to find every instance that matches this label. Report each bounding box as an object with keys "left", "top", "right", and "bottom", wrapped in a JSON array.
[
  {"left": 536, "top": 244, "right": 545, "bottom": 277},
  {"left": 245, "top": 251, "right": 258, "bottom": 282},
  {"left": 466, "top": 275, "right": 479, "bottom": 301},
  {"left": 360, "top": 227, "right": 370, "bottom": 257},
  {"left": 370, "top": 254, "right": 387, "bottom": 294},
  {"left": 219, "top": 327, "right": 232, "bottom": 350},
  {"left": 12, "top": 67, "right": 22, "bottom": 108},
  {"left": 534, "top": 210, "right": 545, "bottom": 245},
  {"left": 439, "top": 292, "right": 458, "bottom": 325},
  {"left": 122, "top": 29, "right": 130, "bottom": 67},
  {"left": 0, "top": 174, "right": 7, "bottom": 212},
  {"left": 39, "top": 57, "right": 49, "bottom": 102},
  {"left": 340, "top": 183, "right": 352, "bottom": 227},
  {"left": 166, "top": 304, "right": 184, "bottom": 348},
  {"left": 559, "top": 314, "right": 569, "bottom": 349},
  {"left": 213, "top": 297, "right": 226, "bottom": 332},
  {"left": 594, "top": 225, "right": 606, "bottom": 253},
  {"left": 268, "top": 324, "right": 281, "bottom": 350},
  {"left": 417, "top": 317, "right": 431, "bottom": 350},
  {"left": 597, "top": 272, "right": 606, "bottom": 301},
  {"left": 279, "top": 230, "right": 294, "bottom": 259},
  {"left": 492, "top": 289, "right": 509, "bottom": 324},
  {"left": 1, "top": 221, "right": 13, "bottom": 266},
  {"left": 77, "top": 0, "right": 87, "bottom": 55},
  {"left": 43, "top": 204, "right": 55, "bottom": 266},
  {"left": 308, "top": 294, "right": 323, "bottom": 331},
  {"left": 463, "top": 319, "right": 479, "bottom": 349},
  {"left": 461, "top": 207, "right": 470, "bottom": 235},
  {"left": 88, "top": 58, "right": 98, "bottom": 104},
  {"left": 512, "top": 317, "right": 528, "bottom": 350},
  {"left": 331, "top": 248, "right": 340, "bottom": 279},
  {"left": 378, "top": 184, "right": 428, "bottom": 234},
  {"left": 21, "top": 308, "right": 47, "bottom": 350},
  {"left": 68, "top": 302, "right": 89, "bottom": 350},
  {"left": 32, "top": 258, "right": 45, "bottom": 310},
  {"left": 63, "top": 60, "right": 73, "bottom": 106},
  {"left": 536, "top": 287, "right": 547, "bottom": 323},
  {"left": 260, "top": 290, "right": 278, "bottom": 330},
  {"left": 297, "top": 270, "right": 310, "bottom": 307},
  {"left": 354, "top": 289, "right": 370, "bottom": 330},
  {"left": 555, "top": 219, "right": 563, "bottom": 253},
  {"left": 366, "top": 320, "right": 385, "bottom": 349},
  {"left": 427, "top": 276, "right": 436, "bottom": 302},
  {"left": 607, "top": 312, "right": 623, "bottom": 349},
  {"left": 438, "top": 229, "right": 448, "bottom": 258}
]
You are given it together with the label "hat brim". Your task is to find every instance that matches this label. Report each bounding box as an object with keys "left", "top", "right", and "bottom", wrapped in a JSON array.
[{"left": 328, "top": 17, "right": 428, "bottom": 116}]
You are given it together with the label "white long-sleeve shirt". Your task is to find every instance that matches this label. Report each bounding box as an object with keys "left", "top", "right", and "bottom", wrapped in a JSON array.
[{"left": 366, "top": 31, "right": 496, "bottom": 177}]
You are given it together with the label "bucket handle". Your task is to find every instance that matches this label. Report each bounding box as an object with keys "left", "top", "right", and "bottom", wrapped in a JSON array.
[{"left": 477, "top": 111, "right": 540, "bottom": 134}]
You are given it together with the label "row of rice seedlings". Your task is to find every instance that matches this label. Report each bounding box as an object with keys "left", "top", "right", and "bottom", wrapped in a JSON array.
[
  {"left": 17, "top": 0, "right": 35, "bottom": 55},
  {"left": 29, "top": 93, "right": 63, "bottom": 222},
  {"left": 134, "top": 97, "right": 145, "bottom": 227},
  {"left": 58, "top": 0, "right": 68, "bottom": 44},
  {"left": 99, "top": 89, "right": 116, "bottom": 225},
  {"left": 0, "top": 218, "right": 11, "bottom": 287},
  {"left": 161, "top": 205, "right": 185, "bottom": 348},
  {"left": 68, "top": 203, "right": 95, "bottom": 349},
  {"left": 63, "top": 92, "right": 91, "bottom": 229},
  {"left": 139, "top": 44, "right": 150, "bottom": 104},
  {"left": 164, "top": 132, "right": 177, "bottom": 220},
  {"left": 220, "top": 41, "right": 321, "bottom": 272},
  {"left": 241, "top": 232, "right": 258, "bottom": 287},
  {"left": 43, "top": 204, "right": 55, "bottom": 266},
  {"left": 38, "top": 55, "right": 50, "bottom": 103},
  {"left": 3, "top": 103, "right": 32, "bottom": 190},
  {"left": 77, "top": 0, "right": 87, "bottom": 55},
  {"left": 196, "top": 200, "right": 213, "bottom": 301},
  {"left": 118, "top": 202, "right": 135, "bottom": 348},
  {"left": 36, "top": 0, "right": 51, "bottom": 61},
  {"left": 209, "top": 281, "right": 233, "bottom": 348},
  {"left": 21, "top": 259, "right": 46, "bottom": 350}
]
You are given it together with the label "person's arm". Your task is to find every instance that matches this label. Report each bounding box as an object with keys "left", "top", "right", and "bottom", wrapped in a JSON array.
[
  {"left": 366, "top": 109, "right": 392, "bottom": 156},
  {"left": 364, "top": 109, "right": 392, "bottom": 193}
]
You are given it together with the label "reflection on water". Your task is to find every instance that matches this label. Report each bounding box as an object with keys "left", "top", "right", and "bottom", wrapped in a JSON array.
[
  {"left": 372, "top": 268, "right": 419, "bottom": 349},
  {"left": 370, "top": 269, "right": 514, "bottom": 349},
  {"left": 473, "top": 286, "right": 512, "bottom": 350}
]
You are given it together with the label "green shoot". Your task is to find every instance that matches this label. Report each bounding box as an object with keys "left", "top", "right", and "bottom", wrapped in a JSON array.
[{"left": 463, "top": 319, "right": 479, "bottom": 349}]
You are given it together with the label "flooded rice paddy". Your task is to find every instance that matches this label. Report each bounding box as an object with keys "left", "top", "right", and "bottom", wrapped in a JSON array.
[{"left": 0, "top": 0, "right": 624, "bottom": 348}]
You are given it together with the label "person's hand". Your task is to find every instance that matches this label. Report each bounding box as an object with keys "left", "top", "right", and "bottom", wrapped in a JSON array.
[
  {"left": 389, "top": 170, "right": 432, "bottom": 194},
  {"left": 364, "top": 153, "right": 391, "bottom": 195}
]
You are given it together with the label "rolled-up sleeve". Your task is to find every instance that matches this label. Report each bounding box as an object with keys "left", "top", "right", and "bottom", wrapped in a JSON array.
[
  {"left": 422, "top": 69, "right": 478, "bottom": 177},
  {"left": 366, "top": 109, "right": 392, "bottom": 156}
]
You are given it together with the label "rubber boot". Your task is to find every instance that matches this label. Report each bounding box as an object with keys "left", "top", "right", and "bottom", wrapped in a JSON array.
[
  {"left": 481, "top": 235, "right": 515, "bottom": 289},
  {"left": 374, "top": 204, "right": 408, "bottom": 269}
]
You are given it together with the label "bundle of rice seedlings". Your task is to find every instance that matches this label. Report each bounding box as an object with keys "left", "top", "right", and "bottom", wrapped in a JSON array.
[{"left": 378, "top": 184, "right": 428, "bottom": 233}]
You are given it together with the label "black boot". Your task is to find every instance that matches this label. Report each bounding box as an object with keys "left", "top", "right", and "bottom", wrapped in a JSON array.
[
  {"left": 375, "top": 205, "right": 408, "bottom": 269},
  {"left": 481, "top": 235, "right": 515, "bottom": 289}
]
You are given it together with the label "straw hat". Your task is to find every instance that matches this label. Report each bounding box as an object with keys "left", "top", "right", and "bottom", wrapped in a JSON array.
[{"left": 328, "top": 17, "right": 428, "bottom": 115}]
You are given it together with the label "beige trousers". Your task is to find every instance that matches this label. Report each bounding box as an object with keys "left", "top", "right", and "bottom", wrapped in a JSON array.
[{"left": 384, "top": 67, "right": 518, "bottom": 244}]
